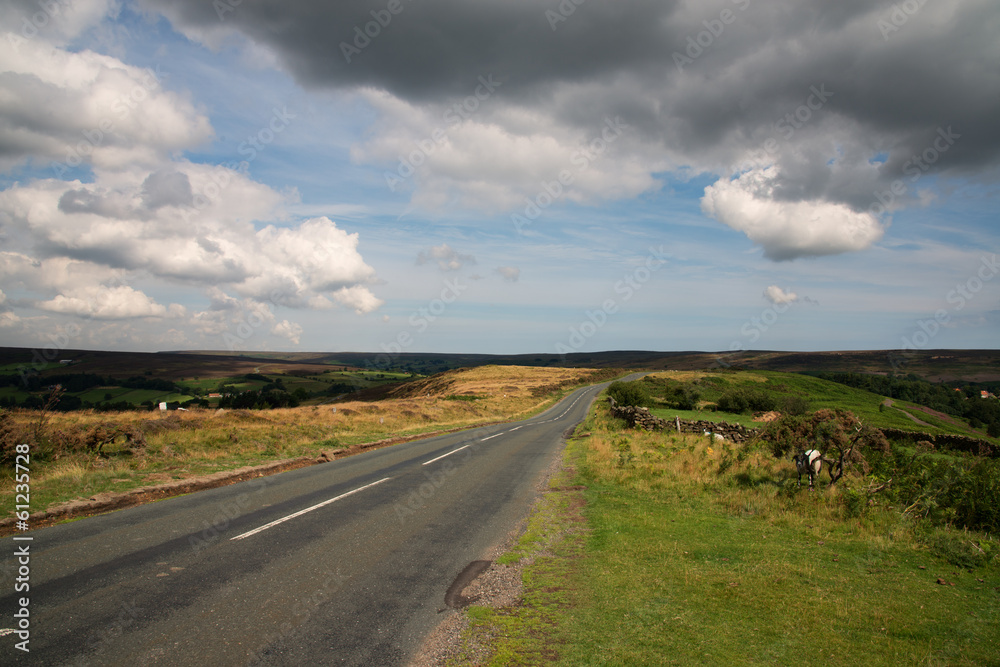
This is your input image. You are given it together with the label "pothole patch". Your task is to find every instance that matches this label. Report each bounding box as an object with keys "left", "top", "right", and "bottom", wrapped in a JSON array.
[{"left": 443, "top": 560, "right": 493, "bottom": 609}]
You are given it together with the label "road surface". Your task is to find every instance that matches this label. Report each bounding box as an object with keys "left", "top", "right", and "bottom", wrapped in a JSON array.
[{"left": 1, "top": 380, "right": 618, "bottom": 666}]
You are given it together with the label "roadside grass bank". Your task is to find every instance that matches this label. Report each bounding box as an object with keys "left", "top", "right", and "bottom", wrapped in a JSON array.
[
  {"left": 454, "top": 397, "right": 1000, "bottom": 666},
  {"left": 1, "top": 366, "right": 621, "bottom": 521}
]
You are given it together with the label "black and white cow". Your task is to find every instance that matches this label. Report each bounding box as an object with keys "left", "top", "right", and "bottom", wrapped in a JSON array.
[{"left": 793, "top": 449, "right": 823, "bottom": 489}]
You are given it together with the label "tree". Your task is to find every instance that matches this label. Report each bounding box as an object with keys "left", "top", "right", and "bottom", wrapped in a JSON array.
[{"left": 756, "top": 409, "right": 889, "bottom": 484}]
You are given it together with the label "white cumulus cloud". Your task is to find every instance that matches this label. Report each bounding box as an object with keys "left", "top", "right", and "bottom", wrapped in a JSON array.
[
  {"left": 0, "top": 35, "right": 213, "bottom": 173},
  {"left": 701, "top": 168, "right": 886, "bottom": 261}
]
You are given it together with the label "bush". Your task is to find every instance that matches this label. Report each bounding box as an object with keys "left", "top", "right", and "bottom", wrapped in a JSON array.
[
  {"left": 672, "top": 386, "right": 700, "bottom": 410},
  {"left": 780, "top": 395, "right": 810, "bottom": 416},
  {"left": 717, "top": 388, "right": 776, "bottom": 414},
  {"left": 607, "top": 381, "right": 649, "bottom": 407}
]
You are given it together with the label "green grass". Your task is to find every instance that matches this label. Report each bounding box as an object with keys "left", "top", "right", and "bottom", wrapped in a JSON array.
[
  {"left": 456, "top": 393, "right": 1000, "bottom": 666},
  {"left": 648, "top": 407, "right": 760, "bottom": 427},
  {"left": 0, "top": 386, "right": 25, "bottom": 399},
  {"left": 552, "top": 480, "right": 997, "bottom": 665}
]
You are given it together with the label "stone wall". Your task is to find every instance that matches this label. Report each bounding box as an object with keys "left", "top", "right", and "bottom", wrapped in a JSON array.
[
  {"left": 607, "top": 398, "right": 997, "bottom": 455},
  {"left": 607, "top": 397, "right": 759, "bottom": 444},
  {"left": 879, "top": 427, "right": 998, "bottom": 458}
]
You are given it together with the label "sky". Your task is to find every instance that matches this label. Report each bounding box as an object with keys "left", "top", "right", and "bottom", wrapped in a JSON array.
[{"left": 0, "top": 0, "right": 998, "bottom": 357}]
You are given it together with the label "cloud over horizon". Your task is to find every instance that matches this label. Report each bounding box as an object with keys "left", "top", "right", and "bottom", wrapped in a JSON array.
[{"left": 0, "top": 0, "right": 997, "bottom": 354}]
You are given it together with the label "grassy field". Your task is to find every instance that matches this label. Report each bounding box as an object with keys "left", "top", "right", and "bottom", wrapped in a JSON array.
[
  {"left": 455, "top": 390, "right": 1000, "bottom": 666},
  {"left": 639, "top": 370, "right": 999, "bottom": 443},
  {"left": 0, "top": 366, "right": 417, "bottom": 410},
  {"left": 0, "top": 366, "right": 618, "bottom": 518}
]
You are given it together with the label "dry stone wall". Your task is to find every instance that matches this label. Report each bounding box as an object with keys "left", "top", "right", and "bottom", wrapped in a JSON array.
[
  {"left": 607, "top": 397, "right": 759, "bottom": 443},
  {"left": 607, "top": 398, "right": 998, "bottom": 457},
  {"left": 879, "top": 427, "right": 998, "bottom": 458}
]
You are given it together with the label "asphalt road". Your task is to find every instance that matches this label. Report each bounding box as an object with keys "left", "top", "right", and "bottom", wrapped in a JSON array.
[{"left": 0, "top": 380, "right": 618, "bottom": 666}]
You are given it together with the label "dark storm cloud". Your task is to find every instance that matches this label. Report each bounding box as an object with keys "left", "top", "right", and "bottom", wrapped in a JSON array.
[
  {"left": 143, "top": 0, "right": 683, "bottom": 98},
  {"left": 144, "top": 0, "right": 1000, "bottom": 212}
]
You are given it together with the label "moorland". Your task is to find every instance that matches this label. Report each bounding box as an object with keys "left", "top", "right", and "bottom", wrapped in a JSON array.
[{"left": 2, "top": 346, "right": 999, "bottom": 663}]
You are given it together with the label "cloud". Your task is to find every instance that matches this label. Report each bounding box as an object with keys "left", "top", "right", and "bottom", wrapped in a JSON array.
[
  {"left": 416, "top": 244, "right": 476, "bottom": 271},
  {"left": 497, "top": 266, "right": 520, "bottom": 283},
  {"left": 763, "top": 285, "right": 798, "bottom": 306},
  {"left": 0, "top": 11, "right": 384, "bottom": 349},
  {"left": 1, "top": 0, "right": 113, "bottom": 46},
  {"left": 332, "top": 285, "right": 383, "bottom": 315},
  {"left": 0, "top": 35, "right": 213, "bottom": 173},
  {"left": 36, "top": 285, "right": 184, "bottom": 320},
  {"left": 0, "top": 286, "right": 15, "bottom": 328},
  {"left": 271, "top": 319, "right": 303, "bottom": 345},
  {"left": 701, "top": 167, "right": 886, "bottom": 260},
  {"left": 0, "top": 161, "right": 383, "bottom": 349},
  {"left": 141, "top": 0, "right": 1000, "bottom": 260},
  {"left": 0, "top": 164, "right": 380, "bottom": 306}
]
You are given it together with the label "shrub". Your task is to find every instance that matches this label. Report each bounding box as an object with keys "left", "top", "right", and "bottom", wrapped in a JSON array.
[
  {"left": 0, "top": 411, "right": 30, "bottom": 467},
  {"left": 607, "top": 381, "right": 649, "bottom": 407},
  {"left": 780, "top": 395, "right": 810, "bottom": 416},
  {"left": 717, "top": 388, "right": 776, "bottom": 414}
]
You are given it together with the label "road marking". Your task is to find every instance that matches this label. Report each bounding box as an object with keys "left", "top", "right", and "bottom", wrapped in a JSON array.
[
  {"left": 423, "top": 444, "right": 471, "bottom": 466},
  {"left": 230, "top": 477, "right": 392, "bottom": 541},
  {"left": 477, "top": 386, "right": 595, "bottom": 442}
]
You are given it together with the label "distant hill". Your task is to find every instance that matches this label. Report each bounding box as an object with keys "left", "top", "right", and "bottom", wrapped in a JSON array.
[{"left": 3, "top": 347, "right": 999, "bottom": 382}]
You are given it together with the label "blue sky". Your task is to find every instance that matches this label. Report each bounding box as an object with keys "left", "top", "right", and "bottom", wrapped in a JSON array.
[{"left": 0, "top": 0, "right": 997, "bottom": 356}]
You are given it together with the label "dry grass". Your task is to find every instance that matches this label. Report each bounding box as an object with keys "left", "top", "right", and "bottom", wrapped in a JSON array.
[{"left": 1, "top": 366, "right": 602, "bottom": 515}]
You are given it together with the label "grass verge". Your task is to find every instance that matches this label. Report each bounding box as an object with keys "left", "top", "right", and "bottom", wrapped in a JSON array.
[{"left": 453, "top": 396, "right": 1000, "bottom": 666}]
